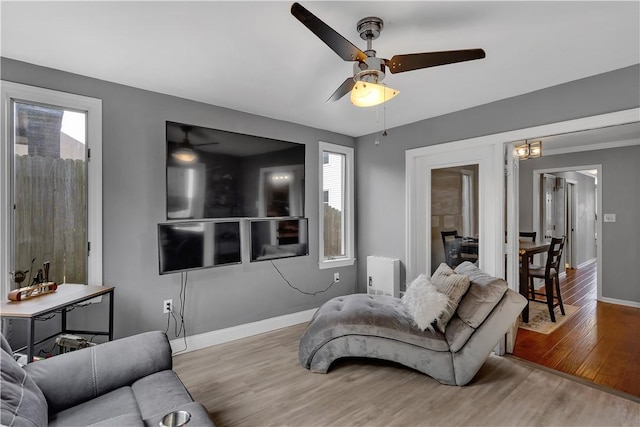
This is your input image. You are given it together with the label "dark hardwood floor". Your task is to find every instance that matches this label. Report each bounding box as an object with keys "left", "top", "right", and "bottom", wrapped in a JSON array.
[{"left": 513, "top": 259, "right": 640, "bottom": 397}]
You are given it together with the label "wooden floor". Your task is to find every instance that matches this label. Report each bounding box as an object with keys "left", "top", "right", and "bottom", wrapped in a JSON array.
[
  {"left": 513, "top": 259, "right": 640, "bottom": 397},
  {"left": 174, "top": 321, "right": 639, "bottom": 427}
]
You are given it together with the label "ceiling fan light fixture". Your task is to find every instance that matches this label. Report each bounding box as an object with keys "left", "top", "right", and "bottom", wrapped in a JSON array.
[
  {"left": 172, "top": 147, "right": 198, "bottom": 163},
  {"left": 350, "top": 81, "right": 398, "bottom": 107}
]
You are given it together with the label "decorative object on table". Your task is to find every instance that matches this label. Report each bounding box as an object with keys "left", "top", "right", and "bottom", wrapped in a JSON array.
[
  {"left": 7, "top": 282, "right": 57, "bottom": 301},
  {"left": 519, "top": 301, "right": 580, "bottom": 334},
  {"left": 7, "top": 260, "right": 57, "bottom": 301},
  {"left": 10, "top": 269, "right": 28, "bottom": 286},
  {"left": 10, "top": 257, "right": 36, "bottom": 288}
]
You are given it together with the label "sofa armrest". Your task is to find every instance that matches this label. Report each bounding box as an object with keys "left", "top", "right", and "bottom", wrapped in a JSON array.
[{"left": 24, "top": 331, "right": 172, "bottom": 414}]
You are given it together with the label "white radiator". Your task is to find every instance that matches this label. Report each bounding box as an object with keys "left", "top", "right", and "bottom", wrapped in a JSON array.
[{"left": 366, "top": 256, "right": 400, "bottom": 297}]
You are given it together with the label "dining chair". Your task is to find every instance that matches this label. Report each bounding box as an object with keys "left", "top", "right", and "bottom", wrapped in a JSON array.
[
  {"left": 528, "top": 236, "right": 566, "bottom": 322},
  {"left": 441, "top": 230, "right": 461, "bottom": 267},
  {"left": 519, "top": 231, "right": 537, "bottom": 242}
]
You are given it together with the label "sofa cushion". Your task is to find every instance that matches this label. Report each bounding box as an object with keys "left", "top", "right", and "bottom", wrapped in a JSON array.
[
  {"left": 401, "top": 274, "right": 450, "bottom": 331},
  {"left": 48, "top": 386, "right": 141, "bottom": 427},
  {"left": 430, "top": 263, "right": 471, "bottom": 332},
  {"left": 132, "top": 370, "right": 193, "bottom": 419},
  {"left": 1, "top": 350, "right": 48, "bottom": 427},
  {"left": 445, "top": 315, "right": 476, "bottom": 353},
  {"left": 455, "top": 262, "right": 508, "bottom": 328},
  {"left": 87, "top": 413, "right": 145, "bottom": 427},
  {"left": 1, "top": 333, "right": 12, "bottom": 354}
]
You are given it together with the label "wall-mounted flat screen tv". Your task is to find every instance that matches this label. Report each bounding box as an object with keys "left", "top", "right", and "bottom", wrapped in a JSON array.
[
  {"left": 158, "top": 220, "right": 241, "bottom": 274},
  {"left": 166, "top": 121, "right": 305, "bottom": 220},
  {"left": 250, "top": 218, "right": 309, "bottom": 262}
]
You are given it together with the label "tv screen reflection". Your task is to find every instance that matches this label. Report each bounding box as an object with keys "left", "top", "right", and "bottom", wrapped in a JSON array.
[
  {"left": 250, "top": 218, "right": 308, "bottom": 262},
  {"left": 158, "top": 221, "right": 241, "bottom": 274},
  {"left": 166, "top": 121, "right": 305, "bottom": 220}
]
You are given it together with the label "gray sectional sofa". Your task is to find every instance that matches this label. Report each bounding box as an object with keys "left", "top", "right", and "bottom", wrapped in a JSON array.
[
  {"left": 1, "top": 331, "right": 214, "bottom": 427},
  {"left": 299, "top": 262, "right": 527, "bottom": 386}
]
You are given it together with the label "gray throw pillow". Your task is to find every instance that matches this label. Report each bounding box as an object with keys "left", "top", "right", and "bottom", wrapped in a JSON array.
[
  {"left": 430, "top": 263, "right": 471, "bottom": 332},
  {"left": 455, "top": 261, "right": 508, "bottom": 328},
  {"left": 1, "top": 350, "right": 48, "bottom": 427}
]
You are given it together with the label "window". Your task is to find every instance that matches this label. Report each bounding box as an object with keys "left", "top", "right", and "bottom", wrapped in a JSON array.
[
  {"left": 319, "top": 142, "right": 354, "bottom": 268},
  {"left": 1, "top": 82, "right": 102, "bottom": 297}
]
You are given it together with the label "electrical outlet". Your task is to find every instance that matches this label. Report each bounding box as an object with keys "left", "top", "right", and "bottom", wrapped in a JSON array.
[
  {"left": 334, "top": 272, "right": 340, "bottom": 282},
  {"left": 163, "top": 299, "right": 173, "bottom": 314}
]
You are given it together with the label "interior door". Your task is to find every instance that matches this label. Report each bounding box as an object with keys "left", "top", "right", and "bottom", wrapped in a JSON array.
[
  {"left": 504, "top": 142, "right": 520, "bottom": 353},
  {"left": 565, "top": 181, "right": 577, "bottom": 269},
  {"left": 542, "top": 173, "right": 557, "bottom": 241}
]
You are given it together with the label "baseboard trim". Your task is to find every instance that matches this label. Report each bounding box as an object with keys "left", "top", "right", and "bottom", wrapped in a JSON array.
[
  {"left": 169, "top": 308, "right": 318, "bottom": 354},
  {"left": 576, "top": 258, "right": 597, "bottom": 270},
  {"left": 599, "top": 297, "right": 640, "bottom": 308}
]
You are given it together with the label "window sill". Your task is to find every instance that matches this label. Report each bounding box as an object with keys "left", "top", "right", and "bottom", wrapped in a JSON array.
[{"left": 319, "top": 258, "right": 356, "bottom": 270}]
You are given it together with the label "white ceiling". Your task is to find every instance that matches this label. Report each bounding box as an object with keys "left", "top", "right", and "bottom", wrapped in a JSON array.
[{"left": 1, "top": 1, "right": 639, "bottom": 138}]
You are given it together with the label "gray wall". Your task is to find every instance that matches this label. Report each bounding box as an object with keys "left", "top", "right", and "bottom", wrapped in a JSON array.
[
  {"left": 355, "top": 65, "right": 640, "bottom": 304},
  {"left": 518, "top": 146, "right": 639, "bottom": 303},
  {"left": 2, "top": 58, "right": 357, "bottom": 341}
]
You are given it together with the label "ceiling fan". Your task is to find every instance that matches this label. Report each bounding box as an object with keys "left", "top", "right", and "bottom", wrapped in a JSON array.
[
  {"left": 290, "top": 2, "right": 486, "bottom": 107},
  {"left": 169, "top": 125, "right": 218, "bottom": 163}
]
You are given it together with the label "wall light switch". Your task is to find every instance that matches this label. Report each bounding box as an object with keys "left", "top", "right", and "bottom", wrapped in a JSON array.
[{"left": 604, "top": 214, "right": 616, "bottom": 223}]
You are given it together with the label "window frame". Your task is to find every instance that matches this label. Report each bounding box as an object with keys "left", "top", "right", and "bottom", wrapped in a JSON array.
[
  {"left": 318, "top": 141, "right": 355, "bottom": 269},
  {"left": 1, "top": 81, "right": 103, "bottom": 297}
]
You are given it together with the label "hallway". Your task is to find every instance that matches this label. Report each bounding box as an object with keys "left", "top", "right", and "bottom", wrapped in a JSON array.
[{"left": 513, "top": 260, "right": 640, "bottom": 398}]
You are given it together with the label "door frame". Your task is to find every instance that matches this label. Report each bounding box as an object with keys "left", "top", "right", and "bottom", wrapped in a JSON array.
[
  {"left": 406, "top": 107, "right": 638, "bottom": 352},
  {"left": 532, "top": 165, "right": 602, "bottom": 298},
  {"left": 406, "top": 145, "right": 499, "bottom": 279},
  {"left": 565, "top": 179, "right": 578, "bottom": 269}
]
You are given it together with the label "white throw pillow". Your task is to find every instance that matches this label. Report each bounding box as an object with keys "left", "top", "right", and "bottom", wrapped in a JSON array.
[{"left": 402, "top": 274, "right": 451, "bottom": 332}]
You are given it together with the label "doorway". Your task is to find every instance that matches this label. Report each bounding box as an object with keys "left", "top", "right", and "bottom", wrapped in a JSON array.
[
  {"left": 406, "top": 142, "right": 502, "bottom": 282},
  {"left": 529, "top": 166, "right": 600, "bottom": 292},
  {"left": 511, "top": 129, "right": 640, "bottom": 397}
]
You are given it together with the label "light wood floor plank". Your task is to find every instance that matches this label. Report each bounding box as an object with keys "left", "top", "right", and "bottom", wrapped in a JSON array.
[{"left": 174, "top": 322, "right": 639, "bottom": 427}]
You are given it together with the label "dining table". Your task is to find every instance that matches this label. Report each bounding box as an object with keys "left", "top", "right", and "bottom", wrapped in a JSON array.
[{"left": 519, "top": 240, "right": 550, "bottom": 323}]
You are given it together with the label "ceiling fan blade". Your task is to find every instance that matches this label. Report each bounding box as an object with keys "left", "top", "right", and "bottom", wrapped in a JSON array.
[
  {"left": 291, "top": 2, "right": 367, "bottom": 63},
  {"left": 327, "top": 77, "right": 356, "bottom": 103},
  {"left": 387, "top": 49, "right": 486, "bottom": 74}
]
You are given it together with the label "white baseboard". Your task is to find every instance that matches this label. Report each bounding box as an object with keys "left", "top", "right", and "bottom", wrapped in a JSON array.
[
  {"left": 576, "top": 258, "right": 597, "bottom": 270},
  {"left": 169, "top": 308, "right": 318, "bottom": 354},
  {"left": 599, "top": 297, "right": 640, "bottom": 308}
]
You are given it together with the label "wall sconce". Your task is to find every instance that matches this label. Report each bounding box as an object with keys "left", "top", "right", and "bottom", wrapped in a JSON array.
[{"left": 515, "top": 140, "right": 542, "bottom": 160}]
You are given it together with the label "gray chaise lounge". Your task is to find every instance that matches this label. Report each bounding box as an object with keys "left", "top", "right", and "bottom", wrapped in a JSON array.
[
  {"left": 299, "top": 262, "right": 527, "bottom": 386},
  {"left": 1, "top": 331, "right": 214, "bottom": 427}
]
